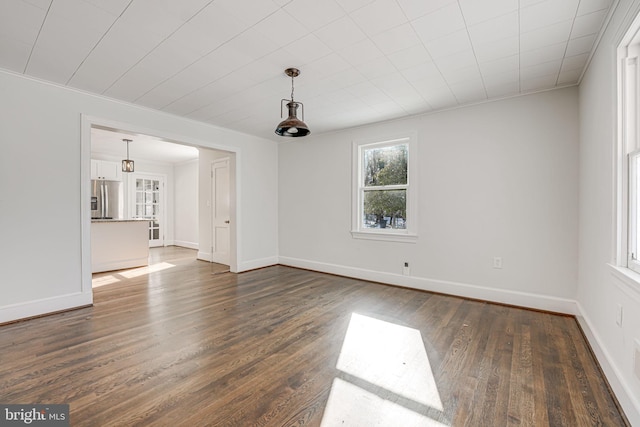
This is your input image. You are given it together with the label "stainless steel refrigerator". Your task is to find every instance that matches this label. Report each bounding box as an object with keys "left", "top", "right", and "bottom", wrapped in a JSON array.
[{"left": 91, "top": 180, "right": 124, "bottom": 219}]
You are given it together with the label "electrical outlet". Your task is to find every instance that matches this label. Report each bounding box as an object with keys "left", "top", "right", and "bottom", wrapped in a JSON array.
[
  {"left": 493, "top": 257, "right": 503, "bottom": 269},
  {"left": 616, "top": 304, "right": 623, "bottom": 327},
  {"left": 402, "top": 262, "right": 410, "bottom": 276}
]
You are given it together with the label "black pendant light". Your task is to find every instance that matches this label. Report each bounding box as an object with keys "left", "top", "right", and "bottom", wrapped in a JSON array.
[
  {"left": 121, "top": 139, "right": 134, "bottom": 173},
  {"left": 275, "top": 68, "right": 310, "bottom": 137}
]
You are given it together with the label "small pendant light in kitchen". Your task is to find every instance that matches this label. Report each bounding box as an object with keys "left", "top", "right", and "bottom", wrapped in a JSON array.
[
  {"left": 122, "top": 139, "right": 134, "bottom": 173},
  {"left": 275, "top": 68, "right": 310, "bottom": 137}
]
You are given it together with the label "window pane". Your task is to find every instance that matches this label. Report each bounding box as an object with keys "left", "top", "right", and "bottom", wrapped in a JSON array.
[
  {"left": 363, "top": 144, "right": 407, "bottom": 187},
  {"left": 634, "top": 155, "right": 640, "bottom": 259},
  {"left": 363, "top": 189, "right": 406, "bottom": 229}
]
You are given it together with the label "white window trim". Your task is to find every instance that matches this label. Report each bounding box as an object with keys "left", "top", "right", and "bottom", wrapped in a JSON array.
[
  {"left": 616, "top": 17, "right": 640, "bottom": 281},
  {"left": 629, "top": 150, "right": 640, "bottom": 273},
  {"left": 351, "top": 133, "right": 418, "bottom": 243}
]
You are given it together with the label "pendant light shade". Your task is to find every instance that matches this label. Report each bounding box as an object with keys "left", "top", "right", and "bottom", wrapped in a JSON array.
[
  {"left": 122, "top": 139, "right": 134, "bottom": 173},
  {"left": 275, "top": 68, "right": 310, "bottom": 137}
]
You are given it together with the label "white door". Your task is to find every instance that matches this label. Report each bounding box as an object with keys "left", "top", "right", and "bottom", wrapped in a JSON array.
[
  {"left": 211, "top": 158, "right": 230, "bottom": 265},
  {"left": 133, "top": 175, "right": 165, "bottom": 247}
]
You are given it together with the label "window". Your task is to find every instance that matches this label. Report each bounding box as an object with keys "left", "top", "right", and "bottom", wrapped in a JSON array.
[
  {"left": 618, "top": 20, "right": 640, "bottom": 274},
  {"left": 352, "top": 134, "right": 417, "bottom": 242}
]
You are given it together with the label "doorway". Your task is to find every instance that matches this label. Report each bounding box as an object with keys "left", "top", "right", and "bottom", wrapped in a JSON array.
[{"left": 81, "top": 116, "right": 241, "bottom": 298}]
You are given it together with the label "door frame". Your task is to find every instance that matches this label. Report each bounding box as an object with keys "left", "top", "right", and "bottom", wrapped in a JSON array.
[{"left": 81, "top": 115, "right": 241, "bottom": 297}]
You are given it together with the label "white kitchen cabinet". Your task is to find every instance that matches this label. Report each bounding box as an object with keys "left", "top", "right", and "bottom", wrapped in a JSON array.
[
  {"left": 91, "top": 220, "right": 149, "bottom": 272},
  {"left": 91, "top": 159, "right": 122, "bottom": 181}
]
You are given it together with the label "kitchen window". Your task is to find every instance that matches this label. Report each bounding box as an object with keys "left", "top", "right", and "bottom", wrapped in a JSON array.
[{"left": 351, "top": 134, "right": 417, "bottom": 243}]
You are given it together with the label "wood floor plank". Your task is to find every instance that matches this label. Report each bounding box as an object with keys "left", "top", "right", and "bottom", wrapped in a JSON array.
[{"left": 0, "top": 247, "right": 629, "bottom": 426}]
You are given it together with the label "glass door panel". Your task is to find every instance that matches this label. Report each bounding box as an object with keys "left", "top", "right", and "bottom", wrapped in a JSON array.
[{"left": 134, "top": 177, "right": 163, "bottom": 247}]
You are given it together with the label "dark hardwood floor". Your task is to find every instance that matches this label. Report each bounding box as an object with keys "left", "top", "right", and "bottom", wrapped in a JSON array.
[{"left": 0, "top": 246, "right": 628, "bottom": 426}]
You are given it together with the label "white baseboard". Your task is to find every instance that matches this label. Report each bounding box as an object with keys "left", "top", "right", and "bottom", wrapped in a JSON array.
[
  {"left": 0, "top": 291, "right": 93, "bottom": 324},
  {"left": 173, "top": 240, "right": 198, "bottom": 250},
  {"left": 278, "top": 256, "right": 577, "bottom": 314},
  {"left": 238, "top": 256, "right": 278, "bottom": 272},
  {"left": 197, "top": 251, "right": 212, "bottom": 262},
  {"left": 575, "top": 303, "right": 640, "bottom": 426}
]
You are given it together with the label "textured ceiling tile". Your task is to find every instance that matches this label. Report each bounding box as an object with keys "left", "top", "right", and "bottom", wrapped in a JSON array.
[
  {"left": 445, "top": 64, "right": 483, "bottom": 85},
  {"left": 0, "top": 0, "right": 46, "bottom": 46},
  {"left": 520, "top": 0, "right": 579, "bottom": 33},
  {"left": 283, "top": 34, "right": 333, "bottom": 66},
  {"left": 401, "top": 61, "right": 442, "bottom": 82},
  {"left": 565, "top": 34, "right": 597, "bottom": 57},
  {"left": 520, "top": 73, "right": 557, "bottom": 91},
  {"left": 520, "top": 20, "right": 572, "bottom": 52},
  {"left": 396, "top": 0, "right": 457, "bottom": 20},
  {"left": 371, "top": 23, "right": 422, "bottom": 55},
  {"left": 314, "top": 16, "right": 367, "bottom": 51},
  {"left": 424, "top": 30, "right": 472, "bottom": 59},
  {"left": 411, "top": 3, "right": 465, "bottom": 42},
  {"left": 485, "top": 80, "right": 520, "bottom": 98},
  {"left": 520, "top": 59, "right": 562, "bottom": 80},
  {"left": 520, "top": 42, "right": 566, "bottom": 68},
  {"left": 458, "top": 0, "right": 518, "bottom": 26},
  {"left": 577, "top": 0, "right": 612, "bottom": 16},
  {"left": 338, "top": 0, "right": 376, "bottom": 13},
  {"left": 338, "top": 38, "right": 385, "bottom": 67},
  {"left": 560, "top": 53, "right": 589, "bottom": 72},
  {"left": 386, "top": 44, "right": 432, "bottom": 70},
  {"left": 478, "top": 55, "right": 519, "bottom": 76},
  {"left": 0, "top": 36, "right": 32, "bottom": 72},
  {"left": 216, "top": 0, "right": 280, "bottom": 26},
  {"left": 284, "top": 0, "right": 345, "bottom": 32},
  {"left": 350, "top": 0, "right": 408, "bottom": 37},
  {"left": 467, "top": 12, "right": 518, "bottom": 46},
  {"left": 473, "top": 36, "right": 519, "bottom": 63},
  {"left": 252, "top": 9, "right": 309, "bottom": 49},
  {"left": 354, "top": 56, "right": 398, "bottom": 79},
  {"left": 570, "top": 9, "right": 607, "bottom": 39}
]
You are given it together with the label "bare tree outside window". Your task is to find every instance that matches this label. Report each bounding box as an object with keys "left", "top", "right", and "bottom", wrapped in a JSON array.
[{"left": 362, "top": 144, "right": 408, "bottom": 229}]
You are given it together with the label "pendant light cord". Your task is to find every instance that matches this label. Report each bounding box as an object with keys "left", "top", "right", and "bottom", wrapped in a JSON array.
[{"left": 290, "top": 74, "right": 295, "bottom": 102}]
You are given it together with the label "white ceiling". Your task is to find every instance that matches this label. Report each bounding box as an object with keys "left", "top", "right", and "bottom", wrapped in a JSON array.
[
  {"left": 91, "top": 127, "right": 199, "bottom": 163},
  {"left": 2, "top": 0, "right": 614, "bottom": 141}
]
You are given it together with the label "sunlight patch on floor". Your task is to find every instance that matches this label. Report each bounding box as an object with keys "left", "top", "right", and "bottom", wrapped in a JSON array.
[
  {"left": 336, "top": 313, "right": 443, "bottom": 409},
  {"left": 118, "top": 262, "right": 175, "bottom": 278},
  {"left": 322, "top": 313, "right": 448, "bottom": 426},
  {"left": 91, "top": 275, "right": 120, "bottom": 288}
]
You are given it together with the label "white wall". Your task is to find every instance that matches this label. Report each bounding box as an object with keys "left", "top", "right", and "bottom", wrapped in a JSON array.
[
  {"left": 0, "top": 70, "right": 278, "bottom": 323},
  {"left": 174, "top": 159, "right": 198, "bottom": 249},
  {"left": 577, "top": 0, "right": 640, "bottom": 424},
  {"left": 279, "top": 87, "right": 579, "bottom": 312}
]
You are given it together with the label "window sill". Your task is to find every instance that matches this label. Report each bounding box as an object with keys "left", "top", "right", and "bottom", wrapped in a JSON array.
[
  {"left": 607, "top": 264, "right": 640, "bottom": 301},
  {"left": 351, "top": 230, "right": 418, "bottom": 243}
]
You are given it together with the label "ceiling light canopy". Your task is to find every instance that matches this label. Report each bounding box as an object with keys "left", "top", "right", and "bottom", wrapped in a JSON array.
[
  {"left": 275, "top": 68, "right": 310, "bottom": 137},
  {"left": 122, "top": 139, "right": 134, "bottom": 173}
]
